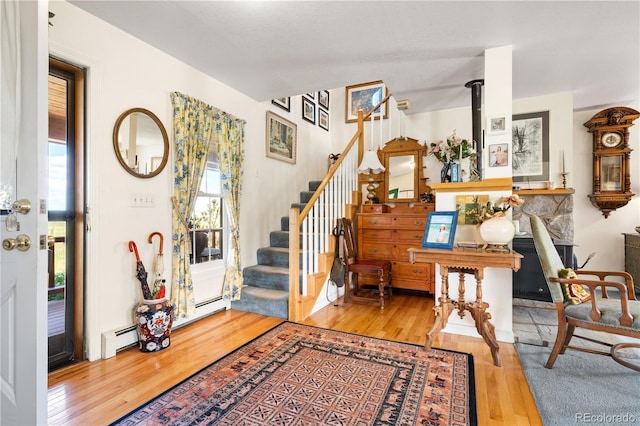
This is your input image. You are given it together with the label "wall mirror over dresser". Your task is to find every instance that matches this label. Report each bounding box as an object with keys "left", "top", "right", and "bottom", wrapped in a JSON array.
[
  {"left": 113, "top": 108, "right": 169, "bottom": 178},
  {"left": 357, "top": 137, "right": 436, "bottom": 294}
]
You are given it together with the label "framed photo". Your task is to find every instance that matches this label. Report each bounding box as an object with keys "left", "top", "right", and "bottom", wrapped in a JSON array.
[
  {"left": 512, "top": 111, "right": 549, "bottom": 182},
  {"left": 488, "top": 116, "right": 506, "bottom": 134},
  {"left": 302, "top": 97, "right": 316, "bottom": 124},
  {"left": 422, "top": 211, "right": 459, "bottom": 249},
  {"left": 488, "top": 143, "right": 509, "bottom": 167},
  {"left": 345, "top": 80, "right": 388, "bottom": 123},
  {"left": 266, "top": 111, "right": 297, "bottom": 164},
  {"left": 318, "top": 90, "right": 330, "bottom": 110},
  {"left": 306, "top": 92, "right": 316, "bottom": 100},
  {"left": 271, "top": 97, "right": 290, "bottom": 112},
  {"left": 318, "top": 108, "right": 329, "bottom": 131}
]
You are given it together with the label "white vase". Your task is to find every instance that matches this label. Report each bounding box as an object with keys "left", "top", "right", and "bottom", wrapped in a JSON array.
[{"left": 479, "top": 216, "right": 515, "bottom": 245}]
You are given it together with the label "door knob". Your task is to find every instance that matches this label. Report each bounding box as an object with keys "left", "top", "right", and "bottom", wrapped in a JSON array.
[{"left": 2, "top": 234, "right": 31, "bottom": 251}]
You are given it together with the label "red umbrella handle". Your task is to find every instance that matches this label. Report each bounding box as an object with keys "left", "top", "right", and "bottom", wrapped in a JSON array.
[
  {"left": 128, "top": 241, "right": 141, "bottom": 262},
  {"left": 148, "top": 232, "right": 164, "bottom": 255}
]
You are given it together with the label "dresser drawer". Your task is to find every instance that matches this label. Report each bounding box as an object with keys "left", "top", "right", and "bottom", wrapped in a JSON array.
[
  {"left": 389, "top": 229, "right": 424, "bottom": 243},
  {"left": 391, "top": 261, "right": 431, "bottom": 280},
  {"left": 361, "top": 243, "right": 417, "bottom": 261},
  {"left": 359, "top": 215, "right": 393, "bottom": 227},
  {"left": 391, "top": 216, "right": 428, "bottom": 228},
  {"left": 361, "top": 229, "right": 393, "bottom": 241}
]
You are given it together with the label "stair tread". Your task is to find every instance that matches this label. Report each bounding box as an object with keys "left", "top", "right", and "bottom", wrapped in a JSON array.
[{"left": 244, "top": 264, "right": 288, "bottom": 274}]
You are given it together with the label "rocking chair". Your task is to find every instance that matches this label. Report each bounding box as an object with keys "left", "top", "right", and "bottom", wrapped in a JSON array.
[{"left": 530, "top": 215, "right": 640, "bottom": 371}]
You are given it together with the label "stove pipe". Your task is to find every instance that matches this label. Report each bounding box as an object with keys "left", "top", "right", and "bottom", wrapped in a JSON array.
[{"left": 465, "top": 79, "right": 484, "bottom": 180}]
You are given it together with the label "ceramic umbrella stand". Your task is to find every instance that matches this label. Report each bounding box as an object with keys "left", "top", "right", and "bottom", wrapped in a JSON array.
[
  {"left": 129, "top": 238, "right": 175, "bottom": 353},
  {"left": 134, "top": 297, "right": 175, "bottom": 352}
]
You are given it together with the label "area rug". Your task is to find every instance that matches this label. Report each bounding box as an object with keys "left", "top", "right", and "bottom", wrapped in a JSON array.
[
  {"left": 516, "top": 342, "right": 640, "bottom": 426},
  {"left": 111, "top": 322, "right": 476, "bottom": 425}
]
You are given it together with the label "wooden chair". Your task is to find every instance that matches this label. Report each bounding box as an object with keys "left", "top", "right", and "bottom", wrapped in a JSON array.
[
  {"left": 530, "top": 215, "right": 640, "bottom": 371},
  {"left": 338, "top": 218, "right": 392, "bottom": 309}
]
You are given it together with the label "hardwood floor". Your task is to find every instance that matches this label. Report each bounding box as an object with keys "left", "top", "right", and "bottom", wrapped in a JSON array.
[{"left": 48, "top": 294, "right": 542, "bottom": 425}]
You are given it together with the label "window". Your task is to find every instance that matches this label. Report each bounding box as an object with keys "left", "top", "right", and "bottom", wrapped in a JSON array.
[{"left": 189, "top": 141, "right": 223, "bottom": 265}]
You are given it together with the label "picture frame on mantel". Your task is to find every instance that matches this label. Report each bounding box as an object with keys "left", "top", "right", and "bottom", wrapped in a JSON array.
[
  {"left": 512, "top": 111, "right": 549, "bottom": 182},
  {"left": 266, "top": 111, "right": 297, "bottom": 164},
  {"left": 345, "top": 80, "right": 388, "bottom": 123}
]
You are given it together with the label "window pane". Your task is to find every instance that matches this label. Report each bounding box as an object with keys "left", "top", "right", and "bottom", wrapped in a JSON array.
[{"left": 49, "top": 142, "right": 67, "bottom": 211}]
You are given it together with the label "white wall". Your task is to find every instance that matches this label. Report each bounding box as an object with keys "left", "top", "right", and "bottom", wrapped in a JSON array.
[{"left": 49, "top": 1, "right": 333, "bottom": 360}]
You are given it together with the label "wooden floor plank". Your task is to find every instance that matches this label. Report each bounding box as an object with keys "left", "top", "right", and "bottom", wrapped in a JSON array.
[{"left": 48, "top": 294, "right": 542, "bottom": 425}]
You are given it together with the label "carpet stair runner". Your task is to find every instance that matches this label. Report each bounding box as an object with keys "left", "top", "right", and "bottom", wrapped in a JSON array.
[{"left": 231, "top": 180, "right": 321, "bottom": 319}]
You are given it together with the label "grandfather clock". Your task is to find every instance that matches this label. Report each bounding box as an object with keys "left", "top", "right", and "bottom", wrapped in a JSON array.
[{"left": 584, "top": 106, "right": 639, "bottom": 218}]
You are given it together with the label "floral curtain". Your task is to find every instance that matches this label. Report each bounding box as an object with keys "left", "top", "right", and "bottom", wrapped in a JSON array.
[
  {"left": 170, "top": 92, "right": 213, "bottom": 318},
  {"left": 211, "top": 110, "right": 245, "bottom": 300}
]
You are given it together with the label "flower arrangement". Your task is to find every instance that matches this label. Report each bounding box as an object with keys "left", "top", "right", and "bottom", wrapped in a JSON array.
[
  {"left": 478, "top": 194, "right": 524, "bottom": 224},
  {"left": 429, "top": 130, "right": 474, "bottom": 163}
]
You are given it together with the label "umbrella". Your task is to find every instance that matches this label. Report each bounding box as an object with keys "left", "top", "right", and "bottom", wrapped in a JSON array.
[
  {"left": 148, "top": 232, "right": 166, "bottom": 299},
  {"left": 128, "top": 241, "right": 153, "bottom": 300}
]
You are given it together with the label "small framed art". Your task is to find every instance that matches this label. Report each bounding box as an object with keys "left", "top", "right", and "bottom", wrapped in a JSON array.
[
  {"left": 489, "top": 143, "right": 509, "bottom": 167},
  {"left": 266, "top": 111, "right": 297, "bottom": 164},
  {"left": 422, "top": 211, "right": 459, "bottom": 249},
  {"left": 318, "top": 90, "right": 330, "bottom": 110},
  {"left": 345, "top": 80, "right": 388, "bottom": 123},
  {"left": 318, "top": 108, "right": 329, "bottom": 131},
  {"left": 271, "top": 97, "right": 290, "bottom": 112},
  {"left": 488, "top": 116, "right": 506, "bottom": 134},
  {"left": 302, "top": 97, "right": 316, "bottom": 124}
]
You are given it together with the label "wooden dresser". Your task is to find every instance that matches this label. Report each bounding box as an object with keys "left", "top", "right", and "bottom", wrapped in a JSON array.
[{"left": 358, "top": 203, "right": 435, "bottom": 293}]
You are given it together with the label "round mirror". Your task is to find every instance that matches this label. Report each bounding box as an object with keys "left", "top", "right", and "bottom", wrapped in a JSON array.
[{"left": 112, "top": 108, "right": 169, "bottom": 178}]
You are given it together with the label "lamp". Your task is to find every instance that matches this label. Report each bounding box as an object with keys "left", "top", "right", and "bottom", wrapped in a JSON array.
[{"left": 358, "top": 150, "right": 385, "bottom": 204}]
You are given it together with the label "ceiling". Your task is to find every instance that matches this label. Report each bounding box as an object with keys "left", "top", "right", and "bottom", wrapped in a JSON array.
[{"left": 68, "top": 1, "right": 640, "bottom": 115}]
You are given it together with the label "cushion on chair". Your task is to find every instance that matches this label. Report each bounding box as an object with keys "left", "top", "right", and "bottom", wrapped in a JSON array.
[
  {"left": 564, "top": 298, "right": 640, "bottom": 330},
  {"left": 558, "top": 268, "right": 592, "bottom": 304}
]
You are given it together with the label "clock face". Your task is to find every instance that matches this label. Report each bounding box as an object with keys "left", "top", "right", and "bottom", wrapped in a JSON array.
[{"left": 602, "top": 132, "right": 622, "bottom": 147}]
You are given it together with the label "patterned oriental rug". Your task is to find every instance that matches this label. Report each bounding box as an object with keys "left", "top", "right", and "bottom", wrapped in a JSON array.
[{"left": 111, "top": 322, "right": 476, "bottom": 425}]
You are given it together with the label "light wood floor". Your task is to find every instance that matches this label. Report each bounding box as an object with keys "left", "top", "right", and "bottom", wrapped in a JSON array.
[{"left": 48, "top": 294, "right": 542, "bottom": 425}]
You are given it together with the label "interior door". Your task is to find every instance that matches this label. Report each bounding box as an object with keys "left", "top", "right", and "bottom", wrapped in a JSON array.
[{"left": 1, "top": 2, "right": 48, "bottom": 424}]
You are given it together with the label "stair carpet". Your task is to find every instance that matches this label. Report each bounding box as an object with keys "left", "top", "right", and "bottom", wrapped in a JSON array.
[{"left": 231, "top": 181, "right": 322, "bottom": 319}]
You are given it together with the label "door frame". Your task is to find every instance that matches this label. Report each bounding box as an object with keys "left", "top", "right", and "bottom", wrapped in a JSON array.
[{"left": 49, "top": 57, "right": 86, "bottom": 365}]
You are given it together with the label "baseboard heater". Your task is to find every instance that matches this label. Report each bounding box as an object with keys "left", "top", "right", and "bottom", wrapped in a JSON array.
[{"left": 101, "top": 297, "right": 225, "bottom": 359}]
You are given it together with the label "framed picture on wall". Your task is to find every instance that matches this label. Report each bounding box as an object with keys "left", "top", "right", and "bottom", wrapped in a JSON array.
[
  {"left": 302, "top": 97, "right": 316, "bottom": 124},
  {"left": 266, "top": 111, "right": 297, "bottom": 164},
  {"left": 487, "top": 116, "right": 506, "bottom": 134},
  {"left": 345, "top": 80, "right": 388, "bottom": 123},
  {"left": 318, "top": 90, "right": 330, "bottom": 110},
  {"left": 271, "top": 97, "right": 290, "bottom": 112},
  {"left": 512, "top": 111, "right": 549, "bottom": 182},
  {"left": 318, "top": 108, "right": 329, "bottom": 131},
  {"left": 489, "top": 143, "right": 509, "bottom": 167},
  {"left": 422, "top": 211, "right": 458, "bottom": 249}
]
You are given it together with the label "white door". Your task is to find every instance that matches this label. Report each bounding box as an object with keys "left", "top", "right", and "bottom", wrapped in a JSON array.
[{"left": 1, "top": 2, "right": 48, "bottom": 424}]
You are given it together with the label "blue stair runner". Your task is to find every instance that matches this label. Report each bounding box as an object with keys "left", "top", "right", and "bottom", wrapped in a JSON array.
[{"left": 231, "top": 181, "right": 321, "bottom": 319}]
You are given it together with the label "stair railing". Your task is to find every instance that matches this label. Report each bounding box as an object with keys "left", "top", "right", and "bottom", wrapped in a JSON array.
[{"left": 288, "top": 95, "right": 391, "bottom": 321}]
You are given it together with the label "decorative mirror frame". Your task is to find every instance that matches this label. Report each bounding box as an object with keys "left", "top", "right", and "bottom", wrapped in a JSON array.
[
  {"left": 379, "top": 137, "right": 429, "bottom": 204},
  {"left": 112, "top": 108, "right": 169, "bottom": 178}
]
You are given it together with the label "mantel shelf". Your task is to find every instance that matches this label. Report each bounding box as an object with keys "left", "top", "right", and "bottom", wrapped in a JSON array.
[
  {"left": 430, "top": 177, "right": 512, "bottom": 193},
  {"left": 514, "top": 188, "right": 575, "bottom": 195}
]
